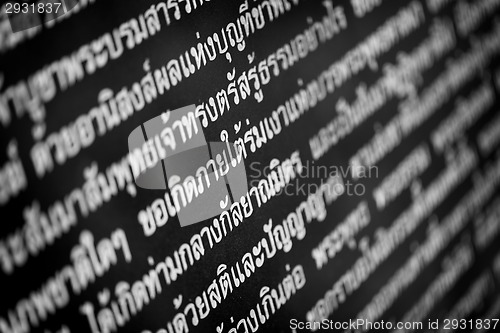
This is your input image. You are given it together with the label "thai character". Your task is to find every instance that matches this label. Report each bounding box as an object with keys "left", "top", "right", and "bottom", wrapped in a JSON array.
[
  {"left": 96, "top": 239, "right": 118, "bottom": 273},
  {"left": 167, "top": 0, "right": 182, "bottom": 21},
  {"left": 313, "top": 21, "right": 327, "bottom": 43},
  {"left": 257, "top": 178, "right": 274, "bottom": 203},
  {"left": 244, "top": 127, "right": 256, "bottom": 153},
  {"left": 155, "top": 261, "right": 171, "bottom": 285},
  {"left": 83, "top": 163, "right": 103, "bottom": 211},
  {"left": 286, "top": 211, "right": 306, "bottom": 241},
  {"left": 251, "top": 242, "right": 265, "bottom": 268},
  {"left": 239, "top": 193, "right": 253, "bottom": 218},
  {"left": 216, "top": 89, "right": 230, "bottom": 116},
  {"left": 208, "top": 279, "right": 221, "bottom": 308},
  {"left": 195, "top": 291, "right": 210, "bottom": 320},
  {"left": 269, "top": 111, "right": 282, "bottom": 135},
  {"left": 48, "top": 200, "right": 76, "bottom": 233},
  {"left": 284, "top": 41, "right": 299, "bottom": 68},
  {"left": 161, "top": 126, "right": 176, "bottom": 152},
  {"left": 80, "top": 302, "right": 100, "bottom": 333},
  {"left": 231, "top": 262, "right": 245, "bottom": 287},
  {"left": 152, "top": 197, "right": 169, "bottom": 228},
  {"left": 195, "top": 104, "right": 209, "bottom": 128},
  {"left": 296, "top": 33, "right": 309, "bottom": 58},
  {"left": 23, "top": 203, "right": 46, "bottom": 256},
  {"left": 178, "top": 243, "right": 194, "bottom": 269},
  {"left": 216, "top": 150, "right": 230, "bottom": 177},
  {"left": 227, "top": 81, "right": 239, "bottom": 105},
  {"left": 190, "top": 234, "right": 205, "bottom": 260},
  {"left": 191, "top": 42, "right": 207, "bottom": 70},
  {"left": 210, "top": 218, "right": 224, "bottom": 243},
  {"left": 181, "top": 111, "right": 199, "bottom": 140},
  {"left": 273, "top": 222, "right": 292, "bottom": 253},
  {"left": 259, "top": 286, "right": 275, "bottom": 319},
  {"left": 292, "top": 265, "right": 306, "bottom": 289},
  {"left": 142, "top": 139, "right": 159, "bottom": 169},
  {"left": 183, "top": 175, "right": 199, "bottom": 203},
  {"left": 105, "top": 30, "right": 124, "bottom": 59},
  {"left": 154, "top": 66, "right": 171, "bottom": 95},
  {"left": 168, "top": 175, "right": 187, "bottom": 211},
  {"left": 30, "top": 66, "right": 56, "bottom": 103},
  {"left": 219, "top": 130, "right": 236, "bottom": 168},
  {"left": 145, "top": 5, "right": 161, "bottom": 35},
  {"left": 78, "top": 44, "right": 96, "bottom": 74},
  {"left": 97, "top": 307, "right": 117, "bottom": 333},
  {"left": 119, "top": 21, "right": 135, "bottom": 49},
  {"left": 108, "top": 158, "right": 136, "bottom": 196},
  {"left": 252, "top": 6, "right": 265, "bottom": 30},
  {"left": 270, "top": 284, "right": 286, "bottom": 310},
  {"left": 237, "top": 318, "right": 248, "bottom": 333},
  {"left": 304, "top": 25, "right": 319, "bottom": 52},
  {"left": 204, "top": 35, "right": 217, "bottom": 61},
  {"left": 98, "top": 88, "right": 121, "bottom": 130},
  {"left": 200, "top": 226, "right": 214, "bottom": 249},
  {"left": 165, "top": 252, "right": 184, "bottom": 282},
  {"left": 308, "top": 191, "right": 326, "bottom": 222},
  {"left": 267, "top": 53, "right": 279, "bottom": 76},
  {"left": 233, "top": 137, "right": 247, "bottom": 163},
  {"left": 297, "top": 201, "right": 313, "bottom": 225},
  {"left": 246, "top": 308, "right": 261, "bottom": 333},
  {"left": 129, "top": 83, "right": 146, "bottom": 111},
  {"left": 219, "top": 210, "right": 232, "bottom": 235},
  {"left": 217, "top": 264, "right": 233, "bottom": 298},
  {"left": 60, "top": 264, "right": 81, "bottom": 295},
  {"left": 89, "top": 106, "right": 107, "bottom": 136},
  {"left": 63, "top": 125, "right": 82, "bottom": 159},
  {"left": 179, "top": 51, "right": 196, "bottom": 77},
  {"left": 167, "top": 59, "right": 182, "bottom": 87},
  {"left": 239, "top": 11, "right": 255, "bottom": 37},
  {"left": 249, "top": 187, "right": 262, "bottom": 208},
  {"left": 0, "top": 242, "right": 13, "bottom": 275},
  {"left": 173, "top": 312, "right": 188, "bottom": 333},
  {"left": 67, "top": 188, "right": 90, "bottom": 218},
  {"left": 230, "top": 201, "right": 243, "bottom": 227},
  {"left": 276, "top": 46, "right": 289, "bottom": 70},
  {"left": 141, "top": 62, "right": 157, "bottom": 104},
  {"left": 226, "top": 22, "right": 246, "bottom": 51},
  {"left": 204, "top": 98, "right": 219, "bottom": 123},
  {"left": 156, "top": 1, "right": 171, "bottom": 25},
  {"left": 262, "top": 219, "right": 277, "bottom": 258},
  {"left": 268, "top": 159, "right": 285, "bottom": 192},
  {"left": 237, "top": 71, "right": 251, "bottom": 101},
  {"left": 242, "top": 252, "right": 255, "bottom": 277},
  {"left": 46, "top": 132, "right": 66, "bottom": 165},
  {"left": 131, "top": 16, "right": 149, "bottom": 45},
  {"left": 282, "top": 272, "right": 296, "bottom": 299},
  {"left": 271, "top": 0, "right": 286, "bottom": 16},
  {"left": 261, "top": 1, "right": 275, "bottom": 21},
  {"left": 213, "top": 29, "right": 229, "bottom": 54},
  {"left": 30, "top": 141, "right": 54, "bottom": 178},
  {"left": 195, "top": 166, "right": 210, "bottom": 194},
  {"left": 184, "top": 302, "right": 199, "bottom": 327},
  {"left": 114, "top": 282, "right": 136, "bottom": 323},
  {"left": 70, "top": 245, "right": 96, "bottom": 288},
  {"left": 239, "top": 0, "right": 248, "bottom": 13},
  {"left": 290, "top": 150, "right": 302, "bottom": 174},
  {"left": 294, "top": 91, "right": 306, "bottom": 115},
  {"left": 75, "top": 114, "right": 96, "bottom": 148},
  {"left": 247, "top": 66, "right": 263, "bottom": 102}
]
